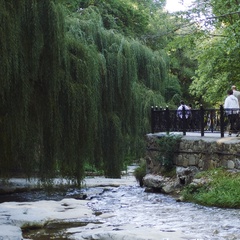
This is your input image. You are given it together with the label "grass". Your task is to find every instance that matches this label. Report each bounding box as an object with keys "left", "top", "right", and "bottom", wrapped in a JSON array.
[
  {"left": 181, "top": 168, "right": 240, "bottom": 208},
  {"left": 133, "top": 160, "right": 146, "bottom": 187}
]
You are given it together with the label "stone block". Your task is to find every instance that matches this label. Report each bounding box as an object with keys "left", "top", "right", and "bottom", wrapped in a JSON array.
[{"left": 227, "top": 160, "right": 235, "bottom": 169}]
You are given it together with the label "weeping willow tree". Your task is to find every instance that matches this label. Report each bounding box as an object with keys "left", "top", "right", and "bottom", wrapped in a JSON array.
[
  {"left": 0, "top": 0, "right": 83, "bottom": 181},
  {"left": 65, "top": 6, "right": 170, "bottom": 177},
  {"left": 0, "top": 0, "right": 172, "bottom": 181}
]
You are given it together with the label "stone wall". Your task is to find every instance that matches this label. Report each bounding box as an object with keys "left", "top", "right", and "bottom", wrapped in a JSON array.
[{"left": 145, "top": 133, "right": 240, "bottom": 174}]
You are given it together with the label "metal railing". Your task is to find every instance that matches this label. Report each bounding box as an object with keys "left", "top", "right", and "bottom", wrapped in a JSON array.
[{"left": 151, "top": 105, "right": 240, "bottom": 137}]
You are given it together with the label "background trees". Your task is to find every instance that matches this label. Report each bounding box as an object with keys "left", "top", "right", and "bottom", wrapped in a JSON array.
[{"left": 187, "top": 0, "right": 240, "bottom": 105}]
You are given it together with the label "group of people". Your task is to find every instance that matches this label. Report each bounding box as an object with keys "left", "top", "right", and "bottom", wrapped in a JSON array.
[
  {"left": 224, "top": 85, "right": 240, "bottom": 136},
  {"left": 177, "top": 85, "right": 240, "bottom": 136}
]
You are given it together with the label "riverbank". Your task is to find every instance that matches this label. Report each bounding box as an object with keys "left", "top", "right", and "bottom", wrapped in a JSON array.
[{"left": 0, "top": 165, "right": 139, "bottom": 194}]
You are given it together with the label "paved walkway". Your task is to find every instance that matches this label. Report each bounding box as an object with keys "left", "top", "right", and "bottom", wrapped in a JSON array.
[{"left": 148, "top": 131, "right": 240, "bottom": 143}]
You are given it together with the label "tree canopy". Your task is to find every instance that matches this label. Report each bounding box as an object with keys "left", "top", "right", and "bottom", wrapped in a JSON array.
[{"left": 185, "top": 0, "right": 240, "bottom": 105}]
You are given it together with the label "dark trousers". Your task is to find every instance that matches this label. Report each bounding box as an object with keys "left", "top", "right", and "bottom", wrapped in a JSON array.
[
  {"left": 178, "top": 117, "right": 190, "bottom": 130},
  {"left": 228, "top": 114, "right": 239, "bottom": 134}
]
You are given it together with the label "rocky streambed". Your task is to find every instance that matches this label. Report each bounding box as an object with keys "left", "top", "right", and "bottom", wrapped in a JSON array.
[{"left": 0, "top": 167, "right": 240, "bottom": 240}]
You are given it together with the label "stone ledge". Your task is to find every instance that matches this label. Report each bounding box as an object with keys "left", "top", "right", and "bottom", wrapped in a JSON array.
[{"left": 146, "top": 133, "right": 240, "bottom": 172}]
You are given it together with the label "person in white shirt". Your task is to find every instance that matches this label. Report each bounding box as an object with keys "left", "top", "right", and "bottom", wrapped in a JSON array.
[
  {"left": 224, "top": 89, "right": 239, "bottom": 136},
  {"left": 177, "top": 100, "right": 191, "bottom": 130},
  {"left": 177, "top": 100, "right": 191, "bottom": 119},
  {"left": 231, "top": 85, "right": 240, "bottom": 107}
]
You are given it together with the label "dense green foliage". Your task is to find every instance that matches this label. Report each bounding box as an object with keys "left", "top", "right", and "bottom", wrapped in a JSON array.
[
  {"left": 4, "top": 0, "right": 238, "bottom": 183},
  {"left": 0, "top": 0, "right": 68, "bottom": 180},
  {"left": 1, "top": 0, "right": 180, "bottom": 182},
  {"left": 185, "top": 0, "right": 240, "bottom": 106},
  {"left": 182, "top": 168, "right": 240, "bottom": 208}
]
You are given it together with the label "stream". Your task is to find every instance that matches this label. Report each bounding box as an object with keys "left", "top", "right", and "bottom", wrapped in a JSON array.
[
  {"left": 86, "top": 186, "right": 240, "bottom": 240},
  {"left": 12, "top": 182, "right": 240, "bottom": 239},
  {"left": 1, "top": 166, "right": 240, "bottom": 240}
]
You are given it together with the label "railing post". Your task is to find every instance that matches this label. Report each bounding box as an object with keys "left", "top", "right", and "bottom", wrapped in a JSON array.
[
  {"left": 166, "top": 106, "right": 170, "bottom": 134},
  {"left": 182, "top": 106, "right": 186, "bottom": 136},
  {"left": 200, "top": 105, "right": 204, "bottom": 136},
  {"left": 151, "top": 106, "right": 155, "bottom": 133},
  {"left": 210, "top": 110, "right": 214, "bottom": 132},
  {"left": 220, "top": 104, "right": 224, "bottom": 137}
]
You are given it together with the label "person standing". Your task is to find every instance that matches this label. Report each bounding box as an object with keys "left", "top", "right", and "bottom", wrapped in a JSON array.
[
  {"left": 177, "top": 100, "right": 191, "bottom": 130},
  {"left": 177, "top": 100, "right": 191, "bottom": 119},
  {"left": 231, "top": 85, "right": 240, "bottom": 134},
  {"left": 231, "top": 85, "right": 240, "bottom": 107},
  {"left": 224, "top": 89, "right": 239, "bottom": 136}
]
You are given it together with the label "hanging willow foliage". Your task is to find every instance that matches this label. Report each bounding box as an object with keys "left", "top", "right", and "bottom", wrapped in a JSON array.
[
  {"left": 0, "top": 0, "right": 69, "bottom": 180},
  {"left": 0, "top": 0, "right": 170, "bottom": 181},
  {"left": 64, "top": 7, "right": 169, "bottom": 177}
]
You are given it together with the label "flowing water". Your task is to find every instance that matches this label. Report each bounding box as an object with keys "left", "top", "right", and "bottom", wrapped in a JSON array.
[
  {"left": 19, "top": 182, "right": 240, "bottom": 240},
  {"left": 85, "top": 185, "right": 240, "bottom": 240}
]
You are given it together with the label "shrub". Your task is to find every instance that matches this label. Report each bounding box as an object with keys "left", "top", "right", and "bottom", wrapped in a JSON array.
[{"left": 134, "top": 160, "right": 146, "bottom": 187}]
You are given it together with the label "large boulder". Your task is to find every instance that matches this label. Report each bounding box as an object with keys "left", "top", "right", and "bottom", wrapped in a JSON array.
[
  {"left": 176, "top": 166, "right": 199, "bottom": 185},
  {"left": 143, "top": 174, "right": 168, "bottom": 189},
  {"left": 143, "top": 174, "right": 181, "bottom": 194}
]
